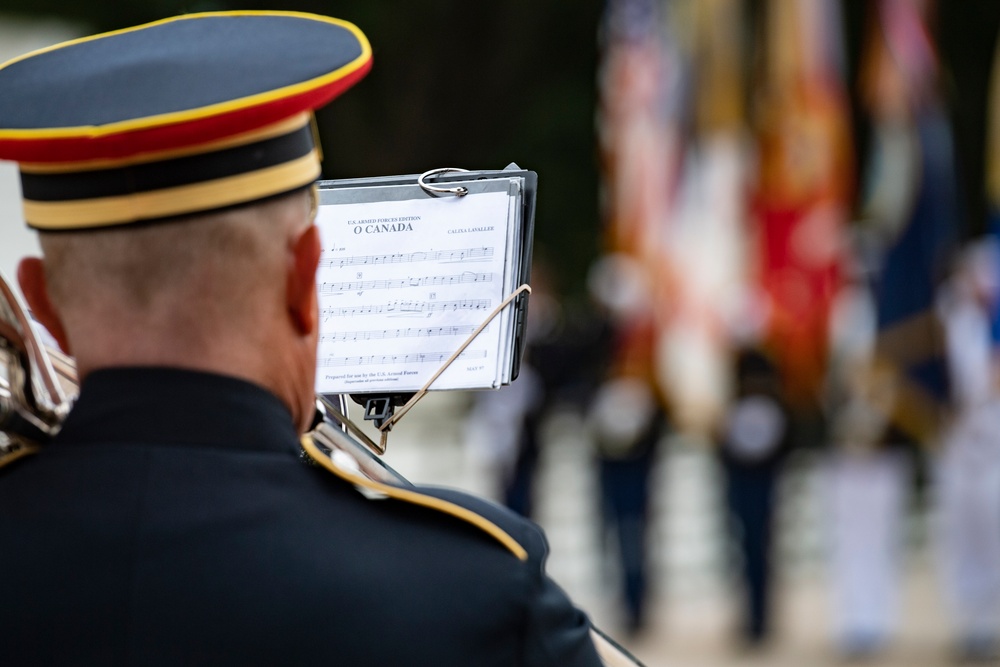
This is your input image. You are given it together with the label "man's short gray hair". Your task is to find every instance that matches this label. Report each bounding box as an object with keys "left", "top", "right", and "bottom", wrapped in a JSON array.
[{"left": 39, "top": 188, "right": 314, "bottom": 328}]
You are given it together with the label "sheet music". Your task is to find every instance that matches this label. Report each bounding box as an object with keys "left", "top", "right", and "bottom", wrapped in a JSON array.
[{"left": 314, "top": 189, "right": 514, "bottom": 394}]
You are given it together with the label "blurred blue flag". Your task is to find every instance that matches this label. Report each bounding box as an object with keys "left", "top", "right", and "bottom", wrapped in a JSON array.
[
  {"left": 987, "top": 37, "right": 1000, "bottom": 346},
  {"left": 863, "top": 0, "right": 958, "bottom": 444},
  {"left": 871, "top": 110, "right": 957, "bottom": 427}
]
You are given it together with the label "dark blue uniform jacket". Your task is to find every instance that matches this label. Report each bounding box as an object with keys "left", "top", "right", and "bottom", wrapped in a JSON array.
[{"left": 0, "top": 367, "right": 602, "bottom": 666}]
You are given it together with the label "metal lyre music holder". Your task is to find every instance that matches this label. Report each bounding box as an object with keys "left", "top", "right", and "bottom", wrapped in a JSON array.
[{"left": 314, "top": 165, "right": 537, "bottom": 455}]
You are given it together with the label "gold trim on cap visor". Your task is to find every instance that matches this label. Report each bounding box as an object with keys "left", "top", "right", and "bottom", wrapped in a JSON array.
[{"left": 23, "top": 150, "right": 321, "bottom": 230}]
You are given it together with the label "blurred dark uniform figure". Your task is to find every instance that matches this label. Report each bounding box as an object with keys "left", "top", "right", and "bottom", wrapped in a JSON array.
[
  {"left": 585, "top": 254, "right": 666, "bottom": 636},
  {"left": 716, "top": 346, "right": 791, "bottom": 645},
  {"left": 0, "top": 13, "right": 605, "bottom": 666}
]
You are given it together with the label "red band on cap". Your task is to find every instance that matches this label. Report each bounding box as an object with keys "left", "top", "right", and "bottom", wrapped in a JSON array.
[{"left": 0, "top": 57, "right": 371, "bottom": 164}]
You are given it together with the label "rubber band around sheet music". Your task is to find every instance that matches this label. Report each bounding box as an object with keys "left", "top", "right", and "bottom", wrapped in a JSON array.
[{"left": 375, "top": 283, "right": 532, "bottom": 450}]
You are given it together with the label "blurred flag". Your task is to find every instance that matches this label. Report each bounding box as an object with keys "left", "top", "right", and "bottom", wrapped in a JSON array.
[
  {"left": 991, "top": 36, "right": 1000, "bottom": 226},
  {"left": 598, "top": 0, "right": 754, "bottom": 433},
  {"left": 654, "top": 0, "right": 751, "bottom": 433},
  {"left": 748, "top": 0, "right": 854, "bottom": 410},
  {"left": 860, "top": 0, "right": 958, "bottom": 443},
  {"left": 988, "top": 35, "right": 1000, "bottom": 346},
  {"left": 597, "top": 0, "right": 689, "bottom": 421},
  {"left": 597, "top": 0, "right": 678, "bottom": 266}
]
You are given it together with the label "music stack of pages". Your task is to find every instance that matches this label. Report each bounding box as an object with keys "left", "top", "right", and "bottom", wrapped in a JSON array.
[{"left": 313, "top": 167, "right": 536, "bottom": 396}]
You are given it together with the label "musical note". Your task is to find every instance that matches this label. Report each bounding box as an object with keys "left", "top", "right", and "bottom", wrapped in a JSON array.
[
  {"left": 319, "top": 349, "right": 488, "bottom": 367},
  {"left": 320, "top": 246, "right": 493, "bottom": 269}
]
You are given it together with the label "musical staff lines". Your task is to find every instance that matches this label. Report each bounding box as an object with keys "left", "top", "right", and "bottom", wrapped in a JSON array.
[
  {"left": 320, "top": 246, "right": 493, "bottom": 269},
  {"left": 320, "top": 271, "right": 493, "bottom": 294},
  {"left": 321, "top": 298, "right": 491, "bottom": 320},
  {"left": 320, "top": 324, "right": 477, "bottom": 343},
  {"left": 319, "top": 349, "right": 488, "bottom": 367}
]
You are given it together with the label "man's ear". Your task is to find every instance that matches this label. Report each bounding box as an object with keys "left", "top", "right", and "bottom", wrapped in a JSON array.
[
  {"left": 17, "top": 257, "right": 71, "bottom": 354},
  {"left": 287, "top": 225, "right": 322, "bottom": 335}
]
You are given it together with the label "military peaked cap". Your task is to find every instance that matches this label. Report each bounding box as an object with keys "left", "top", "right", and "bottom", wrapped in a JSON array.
[{"left": 0, "top": 11, "right": 372, "bottom": 230}]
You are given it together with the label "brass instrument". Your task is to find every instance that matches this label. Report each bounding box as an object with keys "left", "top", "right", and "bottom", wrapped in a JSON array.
[
  {"left": 0, "top": 271, "right": 643, "bottom": 666},
  {"left": 0, "top": 272, "right": 73, "bottom": 462}
]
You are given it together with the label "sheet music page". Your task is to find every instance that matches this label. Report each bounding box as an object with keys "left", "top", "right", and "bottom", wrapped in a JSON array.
[{"left": 314, "top": 189, "right": 513, "bottom": 394}]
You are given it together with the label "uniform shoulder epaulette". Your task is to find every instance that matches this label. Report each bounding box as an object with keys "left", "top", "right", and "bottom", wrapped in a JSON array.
[{"left": 301, "top": 435, "right": 530, "bottom": 561}]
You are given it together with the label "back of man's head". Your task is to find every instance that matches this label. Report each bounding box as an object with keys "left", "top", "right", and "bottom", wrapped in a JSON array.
[{"left": 37, "top": 189, "right": 314, "bottom": 365}]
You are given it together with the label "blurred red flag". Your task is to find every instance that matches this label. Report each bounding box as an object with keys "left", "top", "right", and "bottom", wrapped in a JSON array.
[{"left": 750, "top": 0, "right": 854, "bottom": 407}]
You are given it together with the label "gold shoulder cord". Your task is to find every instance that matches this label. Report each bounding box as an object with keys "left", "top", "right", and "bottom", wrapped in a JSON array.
[
  {"left": 0, "top": 445, "right": 39, "bottom": 470},
  {"left": 300, "top": 434, "right": 528, "bottom": 561}
]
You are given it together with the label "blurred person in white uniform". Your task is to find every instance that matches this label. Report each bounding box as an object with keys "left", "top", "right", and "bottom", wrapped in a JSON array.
[
  {"left": 822, "top": 254, "right": 914, "bottom": 659},
  {"left": 935, "top": 240, "right": 1000, "bottom": 661}
]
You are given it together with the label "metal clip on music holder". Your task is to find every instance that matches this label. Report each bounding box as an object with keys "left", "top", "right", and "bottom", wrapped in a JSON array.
[{"left": 416, "top": 167, "right": 471, "bottom": 196}]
